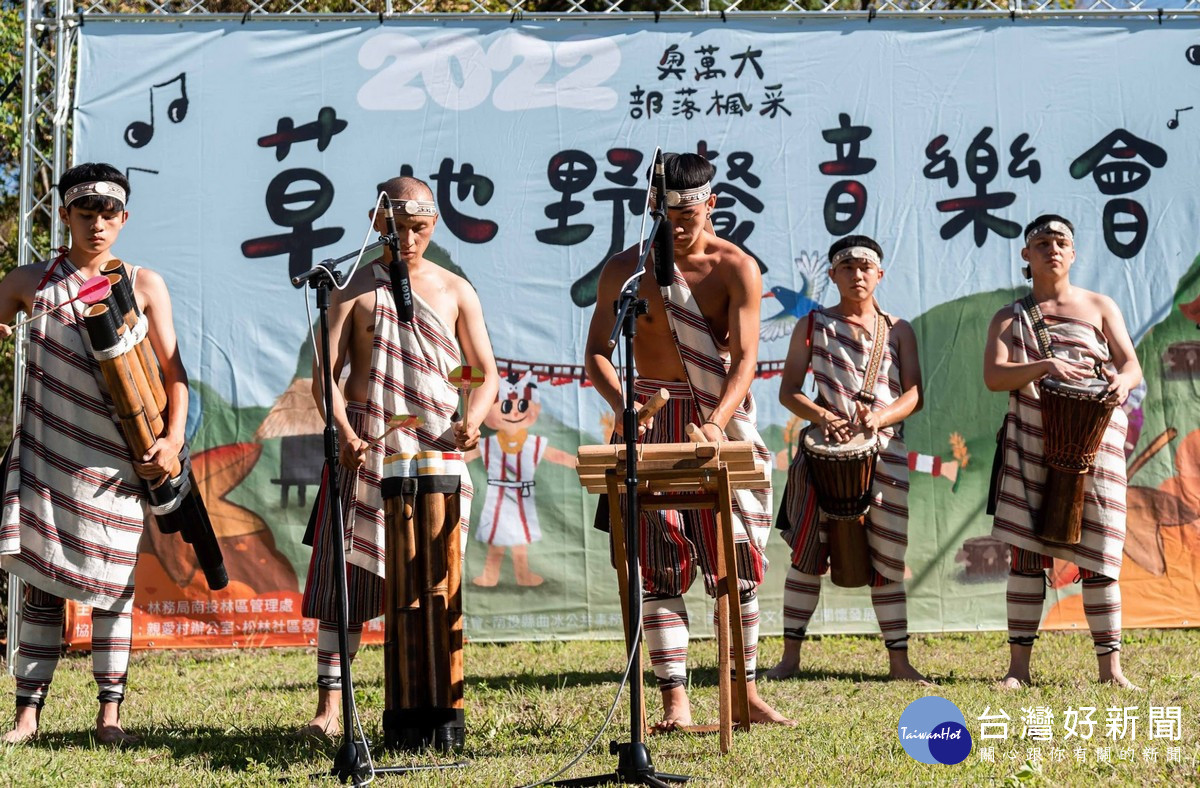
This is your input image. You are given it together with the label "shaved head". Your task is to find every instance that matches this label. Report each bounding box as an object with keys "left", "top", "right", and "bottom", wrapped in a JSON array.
[{"left": 378, "top": 176, "right": 434, "bottom": 203}]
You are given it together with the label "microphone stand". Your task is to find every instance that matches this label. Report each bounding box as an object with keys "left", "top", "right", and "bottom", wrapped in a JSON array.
[
  {"left": 300, "top": 251, "right": 464, "bottom": 786},
  {"left": 555, "top": 211, "right": 689, "bottom": 788}
]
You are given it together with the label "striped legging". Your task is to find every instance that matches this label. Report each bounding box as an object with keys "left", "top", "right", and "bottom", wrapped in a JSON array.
[
  {"left": 1007, "top": 546, "right": 1121, "bottom": 655},
  {"left": 13, "top": 585, "right": 132, "bottom": 708}
]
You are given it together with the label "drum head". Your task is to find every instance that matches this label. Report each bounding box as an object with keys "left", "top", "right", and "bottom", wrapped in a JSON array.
[
  {"left": 801, "top": 424, "right": 878, "bottom": 456},
  {"left": 1040, "top": 377, "right": 1108, "bottom": 398}
]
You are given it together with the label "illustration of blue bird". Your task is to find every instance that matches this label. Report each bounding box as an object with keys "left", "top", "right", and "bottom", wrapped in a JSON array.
[{"left": 760, "top": 251, "right": 827, "bottom": 343}]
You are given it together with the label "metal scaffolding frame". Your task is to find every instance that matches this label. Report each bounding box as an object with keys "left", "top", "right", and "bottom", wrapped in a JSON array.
[{"left": 10, "top": 0, "right": 1200, "bottom": 667}]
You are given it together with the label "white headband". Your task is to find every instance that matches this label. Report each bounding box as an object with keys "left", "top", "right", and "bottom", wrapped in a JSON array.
[
  {"left": 651, "top": 183, "right": 712, "bottom": 208},
  {"left": 1024, "top": 220, "right": 1073, "bottom": 245},
  {"left": 396, "top": 199, "right": 437, "bottom": 217},
  {"left": 64, "top": 181, "right": 127, "bottom": 208},
  {"left": 831, "top": 246, "right": 882, "bottom": 268}
]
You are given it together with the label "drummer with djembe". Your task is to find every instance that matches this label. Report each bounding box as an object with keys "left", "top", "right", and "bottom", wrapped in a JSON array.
[
  {"left": 767, "top": 235, "right": 930, "bottom": 685},
  {"left": 984, "top": 214, "right": 1141, "bottom": 689}
]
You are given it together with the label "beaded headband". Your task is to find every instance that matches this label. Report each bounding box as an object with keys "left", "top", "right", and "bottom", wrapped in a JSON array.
[
  {"left": 1024, "top": 220, "right": 1073, "bottom": 245},
  {"left": 396, "top": 199, "right": 438, "bottom": 217},
  {"left": 830, "top": 246, "right": 883, "bottom": 268},
  {"left": 650, "top": 183, "right": 712, "bottom": 208},
  {"left": 64, "top": 181, "right": 127, "bottom": 208}
]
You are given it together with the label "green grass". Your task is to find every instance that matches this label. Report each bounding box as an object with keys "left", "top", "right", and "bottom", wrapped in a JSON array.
[{"left": 2, "top": 631, "right": 1199, "bottom": 785}]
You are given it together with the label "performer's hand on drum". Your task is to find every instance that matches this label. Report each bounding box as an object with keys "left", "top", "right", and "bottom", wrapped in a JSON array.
[
  {"left": 453, "top": 420, "right": 481, "bottom": 452},
  {"left": 1040, "top": 356, "right": 1092, "bottom": 382},
  {"left": 820, "top": 410, "right": 854, "bottom": 444},
  {"left": 0, "top": 324, "right": 12, "bottom": 341},
  {"left": 855, "top": 402, "right": 883, "bottom": 435},
  {"left": 1102, "top": 367, "right": 1132, "bottom": 406},
  {"left": 135, "top": 435, "right": 183, "bottom": 486},
  {"left": 339, "top": 434, "right": 369, "bottom": 470}
]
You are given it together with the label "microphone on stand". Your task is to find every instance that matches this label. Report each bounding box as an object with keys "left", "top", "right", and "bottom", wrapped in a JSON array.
[
  {"left": 652, "top": 150, "right": 675, "bottom": 287},
  {"left": 381, "top": 193, "right": 414, "bottom": 323}
]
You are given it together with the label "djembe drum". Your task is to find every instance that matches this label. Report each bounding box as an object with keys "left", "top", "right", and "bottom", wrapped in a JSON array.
[
  {"left": 801, "top": 425, "right": 880, "bottom": 588},
  {"left": 1037, "top": 378, "right": 1116, "bottom": 545},
  {"left": 381, "top": 451, "right": 466, "bottom": 752}
]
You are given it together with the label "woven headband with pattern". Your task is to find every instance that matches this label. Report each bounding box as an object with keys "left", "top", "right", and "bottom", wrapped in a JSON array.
[
  {"left": 831, "top": 246, "right": 883, "bottom": 268},
  {"left": 1024, "top": 220, "right": 1073, "bottom": 245},
  {"left": 64, "top": 181, "right": 127, "bottom": 208},
  {"left": 395, "top": 199, "right": 438, "bottom": 217},
  {"left": 650, "top": 183, "right": 712, "bottom": 208}
]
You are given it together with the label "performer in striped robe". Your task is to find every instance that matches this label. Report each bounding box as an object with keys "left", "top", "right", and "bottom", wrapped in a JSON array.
[
  {"left": 300, "top": 177, "right": 498, "bottom": 738},
  {"left": 0, "top": 163, "right": 191, "bottom": 744},
  {"left": 984, "top": 215, "right": 1141, "bottom": 689},
  {"left": 767, "top": 235, "right": 930, "bottom": 685},
  {"left": 584, "top": 153, "right": 791, "bottom": 731}
]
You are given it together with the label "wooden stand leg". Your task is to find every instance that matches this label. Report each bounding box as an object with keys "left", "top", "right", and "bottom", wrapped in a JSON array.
[
  {"left": 606, "top": 472, "right": 645, "bottom": 740},
  {"left": 715, "top": 586, "right": 732, "bottom": 754},
  {"left": 717, "top": 469, "right": 750, "bottom": 736}
]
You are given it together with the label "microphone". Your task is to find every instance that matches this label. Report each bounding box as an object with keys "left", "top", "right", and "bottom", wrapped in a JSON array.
[
  {"left": 652, "top": 150, "right": 674, "bottom": 287},
  {"left": 381, "top": 193, "right": 414, "bottom": 323}
]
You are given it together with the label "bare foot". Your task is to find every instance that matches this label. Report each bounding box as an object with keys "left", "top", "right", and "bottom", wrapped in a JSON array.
[
  {"left": 95, "top": 723, "right": 140, "bottom": 746},
  {"left": 650, "top": 686, "right": 693, "bottom": 734},
  {"left": 1098, "top": 652, "right": 1141, "bottom": 690},
  {"left": 888, "top": 652, "right": 935, "bottom": 686},
  {"left": 298, "top": 689, "right": 342, "bottom": 739},
  {"left": 1099, "top": 669, "right": 1142, "bottom": 691},
  {"left": 998, "top": 673, "right": 1030, "bottom": 690},
  {"left": 736, "top": 683, "right": 796, "bottom": 727},
  {"left": 2, "top": 721, "right": 38, "bottom": 744},
  {"left": 763, "top": 641, "right": 802, "bottom": 681},
  {"left": 2, "top": 706, "right": 39, "bottom": 744},
  {"left": 517, "top": 572, "right": 544, "bottom": 588},
  {"left": 472, "top": 574, "right": 499, "bottom": 588},
  {"left": 295, "top": 718, "right": 340, "bottom": 740}
]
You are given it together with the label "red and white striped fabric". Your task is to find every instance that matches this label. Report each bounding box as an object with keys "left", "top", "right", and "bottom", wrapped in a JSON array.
[
  {"left": 0, "top": 255, "right": 147, "bottom": 612},
  {"left": 343, "top": 263, "right": 474, "bottom": 579},
  {"left": 658, "top": 274, "right": 773, "bottom": 551},
  {"left": 991, "top": 305, "right": 1127, "bottom": 578},
  {"left": 781, "top": 309, "right": 909, "bottom": 583}
]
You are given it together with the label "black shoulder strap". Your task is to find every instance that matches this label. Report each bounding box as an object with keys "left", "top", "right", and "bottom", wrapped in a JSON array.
[{"left": 1019, "top": 294, "right": 1055, "bottom": 360}]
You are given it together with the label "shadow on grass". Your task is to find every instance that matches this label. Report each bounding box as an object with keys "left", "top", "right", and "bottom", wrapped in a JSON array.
[
  {"left": 467, "top": 669, "right": 626, "bottom": 691},
  {"left": 31, "top": 726, "right": 332, "bottom": 772}
]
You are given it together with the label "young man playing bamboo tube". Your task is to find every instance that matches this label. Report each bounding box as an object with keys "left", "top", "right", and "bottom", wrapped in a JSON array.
[
  {"left": 300, "top": 176, "right": 498, "bottom": 738},
  {"left": 984, "top": 214, "right": 1141, "bottom": 689},
  {"left": 766, "top": 235, "right": 930, "bottom": 685},
  {"left": 584, "top": 152, "right": 791, "bottom": 732},
  {"left": 0, "top": 162, "right": 189, "bottom": 744}
]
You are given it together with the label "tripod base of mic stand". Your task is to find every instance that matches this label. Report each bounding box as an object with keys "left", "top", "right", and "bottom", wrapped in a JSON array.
[
  {"left": 551, "top": 741, "right": 689, "bottom": 787},
  {"left": 309, "top": 738, "right": 468, "bottom": 784}
]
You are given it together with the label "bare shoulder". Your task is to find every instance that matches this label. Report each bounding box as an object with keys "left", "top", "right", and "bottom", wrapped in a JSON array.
[
  {"left": 889, "top": 317, "right": 917, "bottom": 342},
  {"left": 334, "top": 262, "right": 380, "bottom": 306},
  {"left": 130, "top": 265, "right": 170, "bottom": 298},
  {"left": 442, "top": 266, "right": 480, "bottom": 305},
  {"left": 988, "top": 302, "right": 1017, "bottom": 333},
  {"left": 709, "top": 235, "right": 758, "bottom": 283},
  {"left": 5, "top": 261, "right": 50, "bottom": 292}
]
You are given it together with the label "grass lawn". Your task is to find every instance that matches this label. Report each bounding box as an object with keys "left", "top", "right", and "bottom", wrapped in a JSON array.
[{"left": 1, "top": 630, "right": 1198, "bottom": 786}]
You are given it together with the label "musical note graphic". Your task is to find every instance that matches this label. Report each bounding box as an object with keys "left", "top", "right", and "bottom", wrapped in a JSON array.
[
  {"left": 124, "top": 73, "right": 189, "bottom": 149},
  {"left": 1167, "top": 106, "right": 1193, "bottom": 130}
]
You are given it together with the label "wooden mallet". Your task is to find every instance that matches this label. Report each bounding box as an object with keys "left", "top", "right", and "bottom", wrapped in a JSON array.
[
  {"left": 5, "top": 275, "right": 111, "bottom": 331},
  {"left": 448, "top": 365, "right": 487, "bottom": 422},
  {"left": 365, "top": 413, "right": 424, "bottom": 447},
  {"left": 637, "top": 387, "right": 670, "bottom": 426}
]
